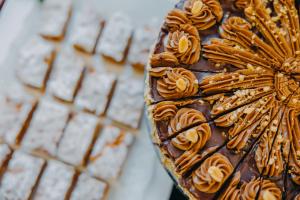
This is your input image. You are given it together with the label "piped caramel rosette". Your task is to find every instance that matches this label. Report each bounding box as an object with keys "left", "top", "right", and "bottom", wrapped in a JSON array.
[
  {"left": 258, "top": 180, "right": 282, "bottom": 200},
  {"left": 192, "top": 153, "right": 233, "bottom": 193},
  {"left": 219, "top": 172, "right": 240, "bottom": 200},
  {"left": 166, "top": 24, "right": 201, "bottom": 65},
  {"left": 149, "top": 67, "right": 199, "bottom": 99},
  {"left": 240, "top": 177, "right": 261, "bottom": 200},
  {"left": 165, "top": 9, "right": 192, "bottom": 31},
  {"left": 234, "top": 0, "right": 250, "bottom": 10},
  {"left": 184, "top": 0, "right": 223, "bottom": 30}
]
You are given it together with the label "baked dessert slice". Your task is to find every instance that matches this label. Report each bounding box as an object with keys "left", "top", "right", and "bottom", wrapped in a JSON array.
[
  {"left": 0, "top": 151, "right": 45, "bottom": 200},
  {"left": 17, "top": 37, "right": 55, "bottom": 90},
  {"left": 70, "top": 5, "right": 105, "bottom": 54},
  {"left": 57, "top": 112, "right": 99, "bottom": 167},
  {"left": 39, "top": 0, "right": 72, "bottom": 41},
  {"left": 96, "top": 12, "right": 133, "bottom": 63},
  {"left": 69, "top": 173, "right": 108, "bottom": 200},
  {"left": 87, "top": 125, "right": 134, "bottom": 182},
  {"left": 47, "top": 48, "right": 85, "bottom": 102},
  {"left": 145, "top": 0, "right": 300, "bottom": 198},
  {"left": 21, "top": 99, "right": 70, "bottom": 156}
]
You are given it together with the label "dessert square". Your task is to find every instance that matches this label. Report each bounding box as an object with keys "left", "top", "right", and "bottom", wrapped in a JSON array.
[
  {"left": 87, "top": 126, "right": 134, "bottom": 181},
  {"left": 21, "top": 99, "right": 69, "bottom": 156},
  {"left": 33, "top": 160, "right": 75, "bottom": 200},
  {"left": 0, "top": 144, "right": 11, "bottom": 176},
  {"left": 75, "top": 70, "right": 116, "bottom": 116},
  {"left": 70, "top": 5, "right": 104, "bottom": 54},
  {"left": 96, "top": 12, "right": 133, "bottom": 62},
  {"left": 47, "top": 48, "right": 85, "bottom": 102},
  {"left": 70, "top": 173, "right": 108, "bottom": 200},
  {"left": 0, "top": 151, "right": 45, "bottom": 200},
  {"left": 107, "top": 76, "right": 144, "bottom": 129},
  {"left": 39, "top": 0, "right": 72, "bottom": 40},
  {"left": 0, "top": 85, "right": 37, "bottom": 145},
  {"left": 57, "top": 112, "right": 99, "bottom": 166},
  {"left": 128, "top": 20, "right": 159, "bottom": 70},
  {"left": 17, "top": 37, "right": 55, "bottom": 90}
]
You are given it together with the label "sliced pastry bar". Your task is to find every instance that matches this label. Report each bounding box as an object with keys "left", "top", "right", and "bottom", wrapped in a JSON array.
[
  {"left": 0, "top": 151, "right": 45, "bottom": 200},
  {"left": 21, "top": 99, "right": 70, "bottom": 156},
  {"left": 47, "top": 48, "right": 85, "bottom": 102},
  {"left": 87, "top": 125, "right": 134, "bottom": 181},
  {"left": 161, "top": 121, "right": 227, "bottom": 177},
  {"left": 57, "top": 112, "right": 99, "bottom": 167},
  {"left": 39, "top": 0, "right": 72, "bottom": 41},
  {"left": 96, "top": 12, "right": 133, "bottom": 63},
  {"left": 75, "top": 69, "right": 116, "bottom": 116},
  {"left": 128, "top": 20, "right": 159, "bottom": 70},
  {"left": 33, "top": 160, "right": 76, "bottom": 200},
  {"left": 70, "top": 173, "right": 108, "bottom": 200},
  {"left": 107, "top": 75, "right": 144, "bottom": 129},
  {"left": 17, "top": 37, "right": 55, "bottom": 90},
  {"left": 0, "top": 86, "right": 37, "bottom": 145},
  {"left": 148, "top": 99, "right": 212, "bottom": 143},
  {"left": 70, "top": 5, "right": 104, "bottom": 54},
  {"left": 0, "top": 144, "right": 11, "bottom": 177}
]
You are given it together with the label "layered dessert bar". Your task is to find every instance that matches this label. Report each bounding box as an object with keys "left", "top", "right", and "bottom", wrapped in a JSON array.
[
  {"left": 39, "top": 0, "right": 72, "bottom": 41},
  {"left": 57, "top": 112, "right": 99, "bottom": 166},
  {"left": 75, "top": 69, "right": 116, "bottom": 116},
  {"left": 128, "top": 20, "right": 159, "bottom": 70},
  {"left": 70, "top": 5, "right": 105, "bottom": 54},
  {"left": 96, "top": 12, "right": 133, "bottom": 63},
  {"left": 33, "top": 160, "right": 75, "bottom": 200},
  {"left": 0, "top": 151, "right": 45, "bottom": 199},
  {"left": 0, "top": 85, "right": 37, "bottom": 145},
  {"left": 107, "top": 75, "right": 144, "bottom": 129},
  {"left": 70, "top": 173, "right": 108, "bottom": 200},
  {"left": 22, "top": 99, "right": 69, "bottom": 156},
  {"left": 47, "top": 48, "right": 85, "bottom": 102},
  {"left": 87, "top": 125, "right": 134, "bottom": 181},
  {"left": 17, "top": 37, "right": 55, "bottom": 90}
]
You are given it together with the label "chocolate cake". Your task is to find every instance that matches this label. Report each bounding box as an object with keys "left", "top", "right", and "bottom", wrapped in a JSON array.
[{"left": 145, "top": 0, "right": 300, "bottom": 199}]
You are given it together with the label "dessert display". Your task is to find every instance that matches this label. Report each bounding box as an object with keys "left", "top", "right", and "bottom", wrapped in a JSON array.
[
  {"left": 145, "top": 0, "right": 300, "bottom": 199},
  {"left": 96, "top": 12, "right": 133, "bottom": 63},
  {"left": 48, "top": 48, "right": 85, "bottom": 102}
]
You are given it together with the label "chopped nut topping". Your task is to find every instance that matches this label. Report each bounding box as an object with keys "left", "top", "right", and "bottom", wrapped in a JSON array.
[
  {"left": 185, "top": 128, "right": 199, "bottom": 143},
  {"left": 262, "top": 190, "right": 276, "bottom": 200},
  {"left": 208, "top": 166, "right": 224, "bottom": 182},
  {"left": 176, "top": 78, "right": 187, "bottom": 91},
  {"left": 178, "top": 35, "right": 189, "bottom": 53},
  {"left": 191, "top": 0, "right": 204, "bottom": 15}
]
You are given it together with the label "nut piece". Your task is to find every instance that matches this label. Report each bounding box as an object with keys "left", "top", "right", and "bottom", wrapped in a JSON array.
[
  {"left": 208, "top": 166, "right": 224, "bottom": 182},
  {"left": 176, "top": 78, "right": 187, "bottom": 91},
  {"left": 185, "top": 128, "right": 198, "bottom": 143},
  {"left": 262, "top": 190, "right": 276, "bottom": 200},
  {"left": 191, "top": 0, "right": 204, "bottom": 15},
  {"left": 178, "top": 35, "right": 189, "bottom": 53}
]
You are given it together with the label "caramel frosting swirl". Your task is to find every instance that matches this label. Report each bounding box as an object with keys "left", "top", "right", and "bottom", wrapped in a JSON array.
[
  {"left": 295, "top": 194, "right": 300, "bottom": 200},
  {"left": 234, "top": 0, "right": 250, "bottom": 10},
  {"left": 275, "top": 73, "right": 299, "bottom": 102},
  {"left": 171, "top": 123, "right": 211, "bottom": 151},
  {"left": 166, "top": 24, "right": 201, "bottom": 65},
  {"left": 257, "top": 179, "right": 282, "bottom": 200},
  {"left": 152, "top": 101, "right": 178, "bottom": 121},
  {"left": 184, "top": 0, "right": 223, "bottom": 30},
  {"left": 168, "top": 108, "right": 206, "bottom": 135},
  {"left": 219, "top": 172, "right": 241, "bottom": 200},
  {"left": 149, "top": 67, "right": 199, "bottom": 99},
  {"left": 192, "top": 153, "right": 233, "bottom": 193},
  {"left": 150, "top": 52, "right": 179, "bottom": 67},
  {"left": 240, "top": 177, "right": 261, "bottom": 200},
  {"left": 165, "top": 9, "right": 192, "bottom": 31}
]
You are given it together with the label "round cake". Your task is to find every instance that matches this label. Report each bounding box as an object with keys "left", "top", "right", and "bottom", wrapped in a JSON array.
[{"left": 145, "top": 0, "right": 300, "bottom": 199}]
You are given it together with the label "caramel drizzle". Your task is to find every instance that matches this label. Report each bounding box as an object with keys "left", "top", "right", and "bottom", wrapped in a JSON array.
[{"left": 192, "top": 153, "right": 234, "bottom": 193}]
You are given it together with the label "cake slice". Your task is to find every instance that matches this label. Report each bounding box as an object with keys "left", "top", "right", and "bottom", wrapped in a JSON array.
[
  {"left": 47, "top": 48, "right": 85, "bottom": 102},
  {"left": 17, "top": 37, "right": 55, "bottom": 90},
  {"left": 70, "top": 173, "right": 108, "bottom": 200},
  {"left": 33, "top": 160, "right": 75, "bottom": 200},
  {"left": 0, "top": 151, "right": 45, "bottom": 200},
  {"left": 21, "top": 99, "right": 69, "bottom": 156},
  {"left": 87, "top": 125, "right": 134, "bottom": 181},
  {"left": 107, "top": 75, "right": 144, "bottom": 129},
  {"left": 75, "top": 69, "right": 116, "bottom": 116},
  {"left": 57, "top": 112, "right": 99, "bottom": 166},
  {"left": 70, "top": 5, "right": 104, "bottom": 54},
  {"left": 39, "top": 0, "right": 72, "bottom": 41},
  {"left": 97, "top": 12, "right": 133, "bottom": 63}
]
